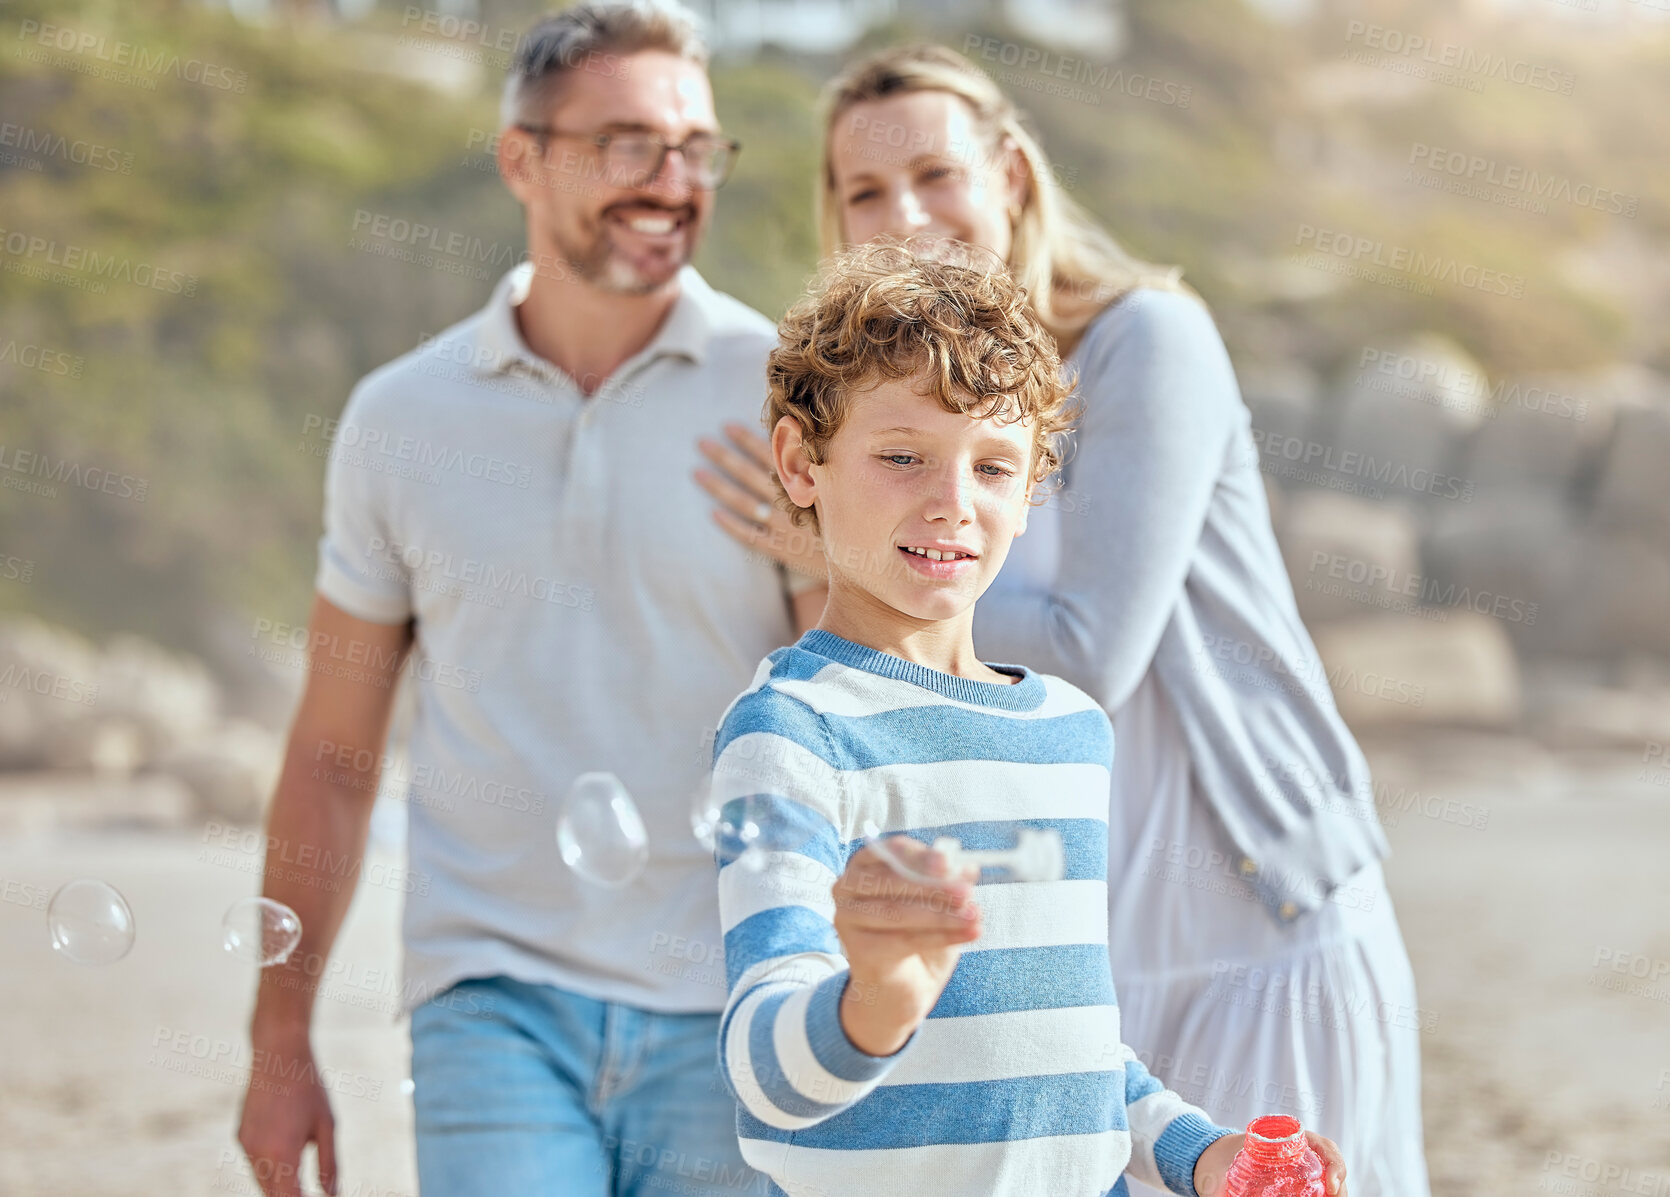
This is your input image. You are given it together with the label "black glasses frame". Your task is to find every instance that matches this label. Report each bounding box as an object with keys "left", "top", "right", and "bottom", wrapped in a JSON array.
[{"left": 513, "top": 124, "right": 742, "bottom": 190}]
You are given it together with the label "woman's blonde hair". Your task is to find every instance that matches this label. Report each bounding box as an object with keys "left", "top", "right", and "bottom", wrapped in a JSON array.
[{"left": 817, "top": 43, "right": 1185, "bottom": 349}]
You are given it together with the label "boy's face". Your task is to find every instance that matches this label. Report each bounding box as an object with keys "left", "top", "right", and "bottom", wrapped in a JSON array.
[{"left": 779, "top": 375, "right": 1035, "bottom": 622}]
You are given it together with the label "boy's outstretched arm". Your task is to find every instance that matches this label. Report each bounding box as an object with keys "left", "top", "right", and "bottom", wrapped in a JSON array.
[
  {"left": 1114, "top": 1046, "right": 1237, "bottom": 1196},
  {"left": 1114, "top": 1047, "right": 1351, "bottom": 1196},
  {"left": 712, "top": 693, "right": 978, "bottom": 1131}
]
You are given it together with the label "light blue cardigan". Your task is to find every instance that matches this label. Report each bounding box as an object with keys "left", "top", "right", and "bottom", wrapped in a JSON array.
[{"left": 971, "top": 287, "right": 1389, "bottom": 921}]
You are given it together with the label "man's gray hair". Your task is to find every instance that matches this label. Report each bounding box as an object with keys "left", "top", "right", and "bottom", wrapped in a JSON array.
[{"left": 500, "top": 1, "right": 710, "bottom": 130}]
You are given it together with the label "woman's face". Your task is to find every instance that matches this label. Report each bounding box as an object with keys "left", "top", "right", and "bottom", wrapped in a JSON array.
[{"left": 827, "top": 91, "right": 1026, "bottom": 259}]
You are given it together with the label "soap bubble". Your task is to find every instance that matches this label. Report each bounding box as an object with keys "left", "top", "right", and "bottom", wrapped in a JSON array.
[
  {"left": 693, "top": 779, "right": 758, "bottom": 862},
  {"left": 691, "top": 783, "right": 723, "bottom": 854},
  {"left": 714, "top": 796, "right": 766, "bottom": 872},
  {"left": 558, "top": 772, "right": 649, "bottom": 888},
  {"left": 730, "top": 818, "right": 765, "bottom": 872},
  {"left": 47, "top": 879, "right": 136, "bottom": 965},
  {"left": 222, "top": 897, "right": 303, "bottom": 966}
]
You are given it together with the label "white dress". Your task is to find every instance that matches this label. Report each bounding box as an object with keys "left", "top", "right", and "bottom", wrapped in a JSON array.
[{"left": 985, "top": 489, "right": 1432, "bottom": 1197}]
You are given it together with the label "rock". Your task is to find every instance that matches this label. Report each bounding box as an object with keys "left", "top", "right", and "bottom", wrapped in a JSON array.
[
  {"left": 93, "top": 634, "right": 221, "bottom": 764},
  {"left": 152, "top": 718, "right": 283, "bottom": 826},
  {"left": 1421, "top": 490, "right": 1574, "bottom": 654},
  {"left": 1592, "top": 403, "right": 1670, "bottom": 552},
  {"left": 0, "top": 771, "right": 196, "bottom": 836},
  {"left": 1596, "top": 362, "right": 1670, "bottom": 421},
  {"left": 1241, "top": 358, "right": 1321, "bottom": 460},
  {"left": 0, "top": 696, "right": 45, "bottom": 771},
  {"left": 1614, "top": 655, "right": 1670, "bottom": 690},
  {"left": 1463, "top": 372, "right": 1616, "bottom": 497},
  {"left": 1522, "top": 670, "right": 1670, "bottom": 751},
  {"left": 39, "top": 717, "right": 148, "bottom": 776},
  {"left": 1310, "top": 611, "right": 1521, "bottom": 730},
  {"left": 1278, "top": 491, "right": 1422, "bottom": 624},
  {"left": 1538, "top": 530, "right": 1670, "bottom": 658},
  {"left": 0, "top": 618, "right": 102, "bottom": 771},
  {"left": 1325, "top": 333, "right": 1487, "bottom": 505},
  {"left": 200, "top": 608, "right": 304, "bottom": 728}
]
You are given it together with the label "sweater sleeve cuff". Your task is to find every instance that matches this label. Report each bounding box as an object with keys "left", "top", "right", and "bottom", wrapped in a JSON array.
[
  {"left": 1153, "top": 1113, "right": 1237, "bottom": 1197},
  {"left": 804, "top": 972, "right": 913, "bottom": 1083}
]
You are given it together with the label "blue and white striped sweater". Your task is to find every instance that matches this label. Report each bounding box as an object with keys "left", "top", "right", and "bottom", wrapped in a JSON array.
[{"left": 712, "top": 629, "right": 1232, "bottom": 1197}]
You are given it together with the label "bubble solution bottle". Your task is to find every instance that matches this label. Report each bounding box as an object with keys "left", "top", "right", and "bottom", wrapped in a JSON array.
[{"left": 1220, "top": 1115, "right": 1327, "bottom": 1196}]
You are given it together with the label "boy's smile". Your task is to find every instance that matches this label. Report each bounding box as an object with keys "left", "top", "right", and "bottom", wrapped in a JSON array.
[{"left": 775, "top": 374, "right": 1036, "bottom": 676}]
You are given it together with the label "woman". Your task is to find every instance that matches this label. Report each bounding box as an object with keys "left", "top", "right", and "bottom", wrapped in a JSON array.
[{"left": 692, "top": 45, "right": 1430, "bottom": 1196}]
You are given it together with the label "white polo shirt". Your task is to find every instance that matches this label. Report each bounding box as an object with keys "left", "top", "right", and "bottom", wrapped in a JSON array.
[{"left": 315, "top": 262, "right": 796, "bottom": 1013}]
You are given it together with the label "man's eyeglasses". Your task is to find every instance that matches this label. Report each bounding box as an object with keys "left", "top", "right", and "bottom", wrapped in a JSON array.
[{"left": 514, "top": 125, "right": 742, "bottom": 190}]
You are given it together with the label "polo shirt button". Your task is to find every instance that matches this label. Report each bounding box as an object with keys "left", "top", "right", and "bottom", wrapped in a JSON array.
[
  {"left": 1239, "top": 857, "right": 1257, "bottom": 876},
  {"left": 1279, "top": 901, "right": 1298, "bottom": 920}
]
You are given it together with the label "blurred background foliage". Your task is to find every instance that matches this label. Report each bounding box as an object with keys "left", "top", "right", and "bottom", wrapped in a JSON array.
[{"left": 1, "top": 0, "right": 1664, "bottom": 665}]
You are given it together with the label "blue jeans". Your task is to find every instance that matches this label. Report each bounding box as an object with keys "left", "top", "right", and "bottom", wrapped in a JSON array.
[{"left": 410, "top": 976, "right": 766, "bottom": 1197}]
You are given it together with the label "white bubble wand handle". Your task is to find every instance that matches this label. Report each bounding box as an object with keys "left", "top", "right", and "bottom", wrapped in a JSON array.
[
  {"left": 860, "top": 820, "right": 1064, "bottom": 885},
  {"left": 930, "top": 830, "right": 1064, "bottom": 883},
  {"left": 859, "top": 820, "right": 943, "bottom": 885}
]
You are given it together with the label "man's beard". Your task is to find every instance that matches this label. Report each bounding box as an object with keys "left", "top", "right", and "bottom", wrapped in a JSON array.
[{"left": 546, "top": 204, "right": 699, "bottom": 295}]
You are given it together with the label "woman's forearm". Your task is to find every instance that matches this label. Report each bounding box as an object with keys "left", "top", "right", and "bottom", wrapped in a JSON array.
[{"left": 974, "top": 291, "right": 1239, "bottom": 709}]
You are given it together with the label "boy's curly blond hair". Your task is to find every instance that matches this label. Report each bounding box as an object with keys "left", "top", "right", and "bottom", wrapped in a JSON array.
[{"left": 765, "top": 241, "right": 1081, "bottom": 534}]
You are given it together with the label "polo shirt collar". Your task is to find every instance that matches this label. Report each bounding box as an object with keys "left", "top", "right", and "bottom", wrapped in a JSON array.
[{"left": 471, "top": 261, "right": 713, "bottom": 384}]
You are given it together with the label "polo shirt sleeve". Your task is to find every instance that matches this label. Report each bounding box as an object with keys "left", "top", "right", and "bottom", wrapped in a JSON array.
[{"left": 314, "top": 380, "right": 415, "bottom": 625}]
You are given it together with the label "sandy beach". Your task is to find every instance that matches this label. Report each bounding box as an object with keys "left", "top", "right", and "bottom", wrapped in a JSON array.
[{"left": 1, "top": 732, "right": 1666, "bottom": 1196}]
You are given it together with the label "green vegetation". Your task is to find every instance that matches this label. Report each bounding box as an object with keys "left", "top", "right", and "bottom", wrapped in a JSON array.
[{"left": 1, "top": 0, "right": 1662, "bottom": 661}]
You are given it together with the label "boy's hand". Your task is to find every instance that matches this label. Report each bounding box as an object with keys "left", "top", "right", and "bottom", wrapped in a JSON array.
[
  {"left": 831, "top": 840, "right": 982, "bottom": 1057},
  {"left": 1193, "top": 1131, "right": 1348, "bottom": 1196}
]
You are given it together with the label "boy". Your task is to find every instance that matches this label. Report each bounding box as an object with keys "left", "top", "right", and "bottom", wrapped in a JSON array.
[{"left": 708, "top": 243, "right": 1350, "bottom": 1196}]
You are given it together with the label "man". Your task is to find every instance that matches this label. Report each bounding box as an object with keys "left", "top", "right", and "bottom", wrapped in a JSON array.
[{"left": 236, "top": 4, "right": 807, "bottom": 1194}]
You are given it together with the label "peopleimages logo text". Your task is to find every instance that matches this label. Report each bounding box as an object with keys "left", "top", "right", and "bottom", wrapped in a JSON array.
[
  {"left": 15, "top": 19, "right": 249, "bottom": 92},
  {"left": 1407, "top": 143, "right": 1636, "bottom": 218},
  {"left": 0, "top": 227, "right": 198, "bottom": 296},
  {"left": 1295, "top": 225, "right": 1524, "bottom": 298},
  {"left": 1342, "top": 21, "right": 1574, "bottom": 94}
]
